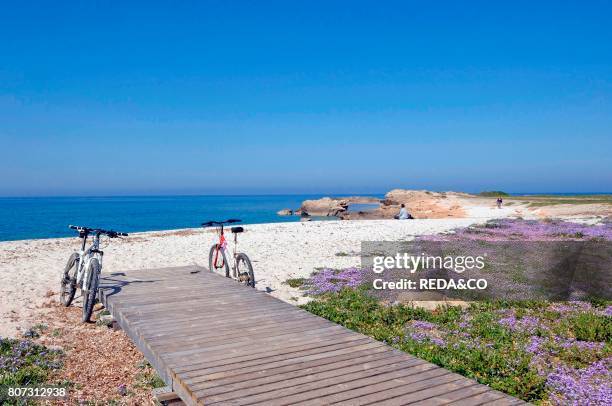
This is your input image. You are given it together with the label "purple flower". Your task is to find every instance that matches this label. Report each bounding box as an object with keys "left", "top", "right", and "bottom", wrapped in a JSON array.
[
  {"left": 411, "top": 320, "right": 436, "bottom": 330},
  {"left": 430, "top": 337, "right": 446, "bottom": 346},
  {"left": 546, "top": 358, "right": 612, "bottom": 405},
  {"left": 305, "top": 267, "right": 367, "bottom": 295},
  {"left": 409, "top": 332, "right": 428, "bottom": 343},
  {"left": 424, "top": 219, "right": 612, "bottom": 242},
  {"left": 117, "top": 384, "right": 128, "bottom": 396},
  {"left": 525, "top": 336, "right": 545, "bottom": 354},
  {"left": 498, "top": 313, "right": 543, "bottom": 334}
]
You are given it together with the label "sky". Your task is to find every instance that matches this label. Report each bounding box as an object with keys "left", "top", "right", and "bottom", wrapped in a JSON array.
[{"left": 1, "top": 1, "right": 611, "bottom": 196}]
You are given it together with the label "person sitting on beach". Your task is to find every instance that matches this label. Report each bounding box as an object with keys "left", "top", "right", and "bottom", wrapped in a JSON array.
[{"left": 397, "top": 204, "right": 412, "bottom": 220}]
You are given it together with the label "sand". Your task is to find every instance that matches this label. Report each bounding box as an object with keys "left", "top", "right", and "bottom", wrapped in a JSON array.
[{"left": 0, "top": 201, "right": 526, "bottom": 338}]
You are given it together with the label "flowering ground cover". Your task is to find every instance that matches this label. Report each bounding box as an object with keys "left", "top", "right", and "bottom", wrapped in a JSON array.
[
  {"left": 0, "top": 336, "right": 63, "bottom": 403},
  {"left": 299, "top": 219, "right": 612, "bottom": 405},
  {"left": 428, "top": 218, "right": 612, "bottom": 242},
  {"left": 303, "top": 289, "right": 611, "bottom": 404},
  {"left": 1, "top": 304, "right": 165, "bottom": 404}
]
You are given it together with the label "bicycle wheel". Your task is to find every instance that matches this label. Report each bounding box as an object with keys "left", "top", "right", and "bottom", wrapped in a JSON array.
[
  {"left": 236, "top": 253, "right": 255, "bottom": 288},
  {"left": 82, "top": 258, "right": 100, "bottom": 322},
  {"left": 209, "top": 244, "right": 230, "bottom": 278},
  {"left": 60, "top": 253, "right": 79, "bottom": 307}
]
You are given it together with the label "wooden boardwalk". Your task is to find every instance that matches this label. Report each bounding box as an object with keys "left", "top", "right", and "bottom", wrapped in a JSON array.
[{"left": 99, "top": 265, "right": 524, "bottom": 406}]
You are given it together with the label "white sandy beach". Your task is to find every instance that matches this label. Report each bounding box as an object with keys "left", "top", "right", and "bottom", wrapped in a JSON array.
[{"left": 0, "top": 204, "right": 523, "bottom": 338}]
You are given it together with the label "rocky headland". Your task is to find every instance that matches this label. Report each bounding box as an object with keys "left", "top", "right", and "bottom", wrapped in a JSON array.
[{"left": 278, "top": 189, "right": 612, "bottom": 221}]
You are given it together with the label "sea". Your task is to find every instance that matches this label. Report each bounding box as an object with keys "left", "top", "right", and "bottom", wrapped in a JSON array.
[
  {"left": 0, "top": 193, "right": 607, "bottom": 242},
  {"left": 0, "top": 195, "right": 383, "bottom": 242}
]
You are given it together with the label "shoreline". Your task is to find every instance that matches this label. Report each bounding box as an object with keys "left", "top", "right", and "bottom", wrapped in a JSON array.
[
  {"left": 1, "top": 216, "right": 512, "bottom": 338},
  {"left": 2, "top": 191, "right": 611, "bottom": 242},
  {"left": 1, "top": 195, "right": 610, "bottom": 338}
]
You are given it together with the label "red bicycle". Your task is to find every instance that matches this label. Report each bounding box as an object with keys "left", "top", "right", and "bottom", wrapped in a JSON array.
[{"left": 202, "top": 219, "right": 255, "bottom": 287}]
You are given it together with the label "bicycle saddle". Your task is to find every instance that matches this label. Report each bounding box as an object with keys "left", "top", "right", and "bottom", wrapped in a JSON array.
[{"left": 231, "top": 226, "right": 244, "bottom": 233}]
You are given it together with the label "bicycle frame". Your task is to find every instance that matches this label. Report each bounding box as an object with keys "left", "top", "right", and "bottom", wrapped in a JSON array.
[
  {"left": 212, "top": 225, "right": 239, "bottom": 279},
  {"left": 75, "top": 232, "right": 104, "bottom": 291}
]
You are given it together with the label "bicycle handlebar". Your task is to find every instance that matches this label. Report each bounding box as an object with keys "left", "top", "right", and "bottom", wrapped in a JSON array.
[
  {"left": 201, "top": 219, "right": 242, "bottom": 227},
  {"left": 68, "top": 225, "right": 128, "bottom": 237}
]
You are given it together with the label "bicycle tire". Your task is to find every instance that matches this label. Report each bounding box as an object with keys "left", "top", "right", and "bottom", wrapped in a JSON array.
[
  {"left": 82, "top": 258, "right": 100, "bottom": 322},
  {"left": 209, "top": 244, "right": 230, "bottom": 278},
  {"left": 236, "top": 253, "right": 255, "bottom": 288},
  {"left": 60, "top": 253, "right": 79, "bottom": 307}
]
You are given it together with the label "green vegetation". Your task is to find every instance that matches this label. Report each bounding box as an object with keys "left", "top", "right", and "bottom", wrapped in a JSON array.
[
  {"left": 134, "top": 360, "right": 165, "bottom": 390},
  {"left": 285, "top": 278, "right": 306, "bottom": 288},
  {"left": 509, "top": 194, "right": 612, "bottom": 207},
  {"left": 0, "top": 338, "right": 63, "bottom": 404},
  {"left": 95, "top": 310, "right": 114, "bottom": 327},
  {"left": 302, "top": 288, "right": 611, "bottom": 403},
  {"left": 565, "top": 312, "right": 611, "bottom": 342},
  {"left": 477, "top": 192, "right": 612, "bottom": 207},
  {"left": 22, "top": 324, "right": 48, "bottom": 339},
  {"left": 479, "top": 191, "right": 510, "bottom": 197}
]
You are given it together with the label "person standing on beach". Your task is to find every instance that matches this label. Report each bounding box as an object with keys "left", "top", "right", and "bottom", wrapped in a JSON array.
[{"left": 496, "top": 197, "right": 503, "bottom": 209}]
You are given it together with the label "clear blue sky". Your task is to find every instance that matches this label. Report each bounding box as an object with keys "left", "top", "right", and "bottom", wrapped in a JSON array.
[{"left": 1, "top": 1, "right": 611, "bottom": 196}]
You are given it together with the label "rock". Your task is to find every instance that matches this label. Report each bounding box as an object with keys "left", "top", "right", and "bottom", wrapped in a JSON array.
[
  {"left": 277, "top": 209, "right": 293, "bottom": 216},
  {"left": 97, "top": 314, "right": 115, "bottom": 327},
  {"left": 300, "top": 197, "right": 349, "bottom": 217},
  {"left": 380, "top": 189, "right": 467, "bottom": 219}
]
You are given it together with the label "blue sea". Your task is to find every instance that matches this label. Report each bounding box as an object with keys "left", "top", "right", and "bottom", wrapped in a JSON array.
[
  {"left": 1, "top": 193, "right": 607, "bottom": 242},
  {"left": 0, "top": 195, "right": 383, "bottom": 242}
]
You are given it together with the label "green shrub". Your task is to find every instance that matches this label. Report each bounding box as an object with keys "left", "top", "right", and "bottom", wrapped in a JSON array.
[
  {"left": 134, "top": 360, "right": 165, "bottom": 389},
  {"left": 566, "top": 313, "right": 611, "bottom": 342},
  {"left": 479, "top": 191, "right": 510, "bottom": 197},
  {"left": 0, "top": 338, "right": 63, "bottom": 404},
  {"left": 285, "top": 278, "right": 305, "bottom": 288}
]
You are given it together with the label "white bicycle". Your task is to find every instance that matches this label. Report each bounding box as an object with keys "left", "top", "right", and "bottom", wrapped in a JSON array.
[
  {"left": 60, "top": 225, "right": 127, "bottom": 322},
  {"left": 203, "top": 219, "right": 255, "bottom": 288}
]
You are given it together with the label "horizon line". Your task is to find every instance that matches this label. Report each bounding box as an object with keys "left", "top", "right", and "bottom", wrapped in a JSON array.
[{"left": 1, "top": 191, "right": 612, "bottom": 199}]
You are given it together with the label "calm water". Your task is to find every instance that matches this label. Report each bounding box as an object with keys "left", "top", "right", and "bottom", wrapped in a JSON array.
[
  {"left": 0, "top": 195, "right": 384, "bottom": 242},
  {"left": 1, "top": 193, "right": 605, "bottom": 242}
]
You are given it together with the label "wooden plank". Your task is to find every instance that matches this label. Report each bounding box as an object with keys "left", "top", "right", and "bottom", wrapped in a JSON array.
[
  {"left": 197, "top": 357, "right": 427, "bottom": 403},
  {"left": 408, "top": 384, "right": 492, "bottom": 405},
  {"left": 242, "top": 362, "right": 445, "bottom": 406},
  {"left": 174, "top": 336, "right": 376, "bottom": 376},
  {"left": 142, "top": 311, "right": 316, "bottom": 340},
  {"left": 143, "top": 312, "right": 323, "bottom": 343},
  {"left": 188, "top": 349, "right": 405, "bottom": 390},
  {"left": 447, "top": 390, "right": 522, "bottom": 405},
  {"left": 370, "top": 378, "right": 479, "bottom": 405},
  {"left": 100, "top": 265, "right": 524, "bottom": 406},
  {"left": 183, "top": 342, "right": 388, "bottom": 384},
  {"left": 170, "top": 334, "right": 371, "bottom": 373},
  {"left": 161, "top": 327, "right": 354, "bottom": 366}
]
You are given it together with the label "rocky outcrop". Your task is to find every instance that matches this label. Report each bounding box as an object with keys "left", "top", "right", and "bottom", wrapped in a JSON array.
[
  {"left": 379, "top": 189, "right": 468, "bottom": 219},
  {"left": 277, "top": 209, "right": 293, "bottom": 216},
  {"left": 300, "top": 197, "right": 349, "bottom": 217},
  {"left": 292, "top": 190, "right": 469, "bottom": 220}
]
